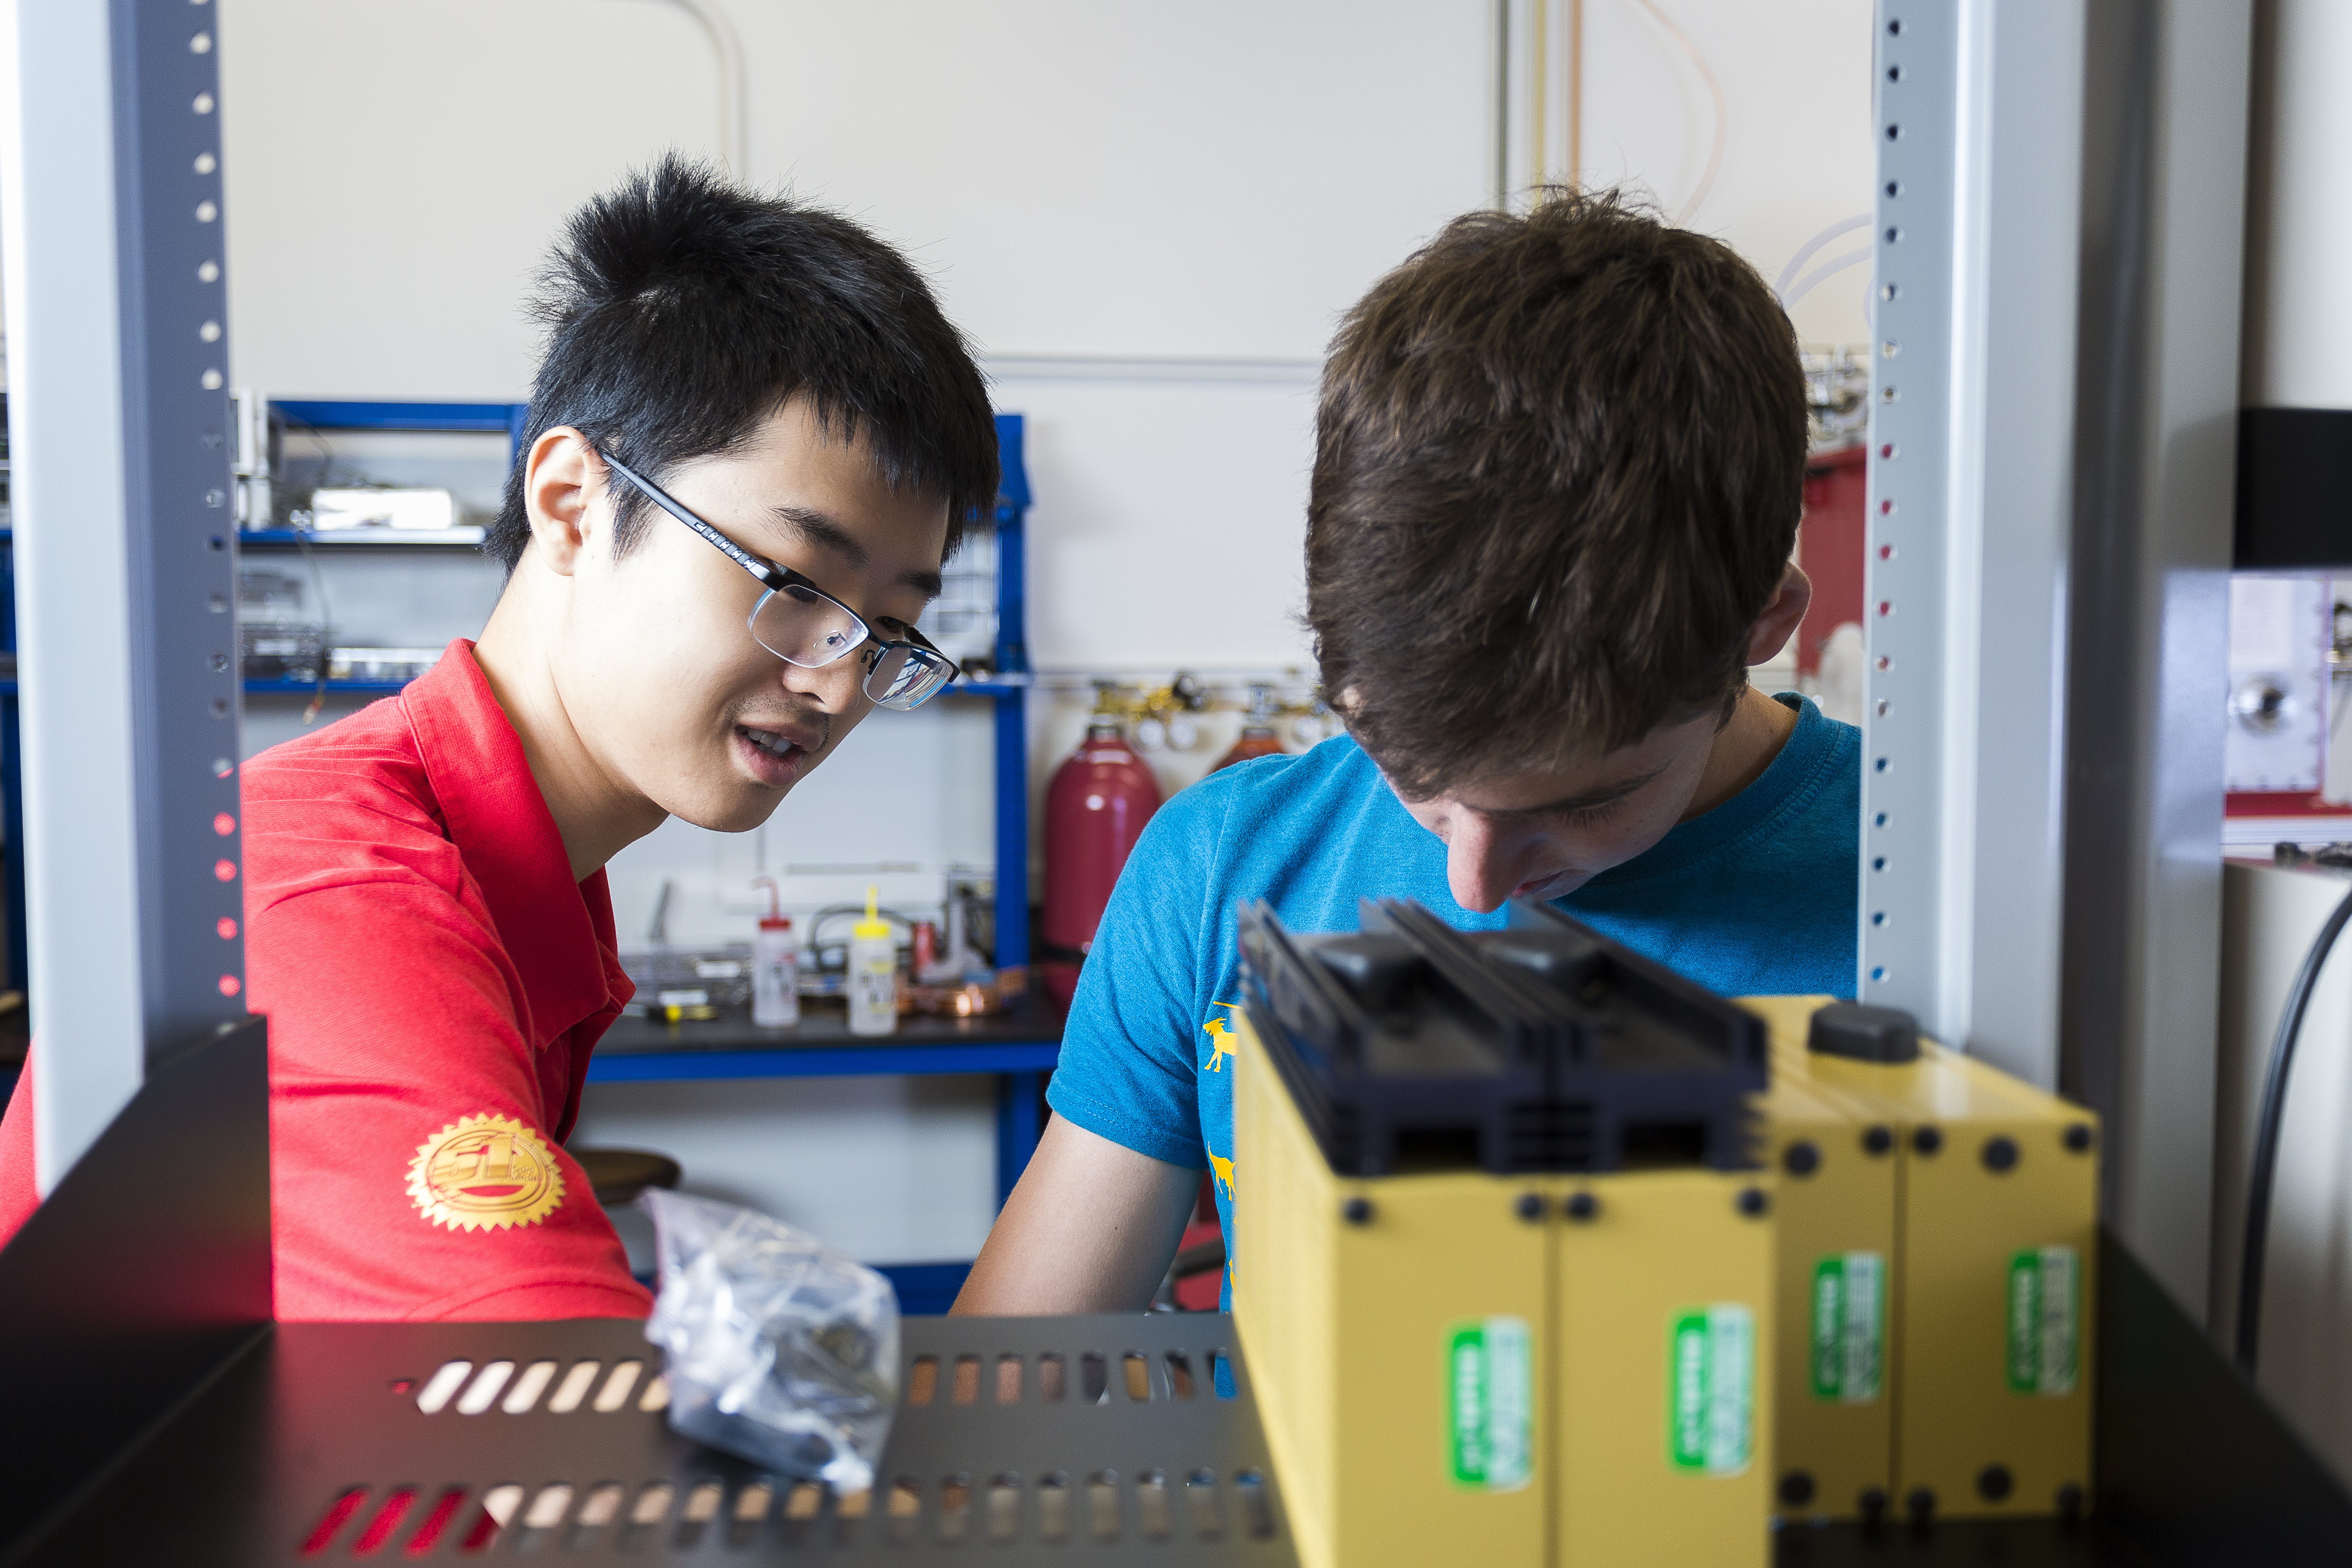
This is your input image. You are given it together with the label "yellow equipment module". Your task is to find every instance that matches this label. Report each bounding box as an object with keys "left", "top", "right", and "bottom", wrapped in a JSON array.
[
  {"left": 1230, "top": 899, "right": 1777, "bottom": 1568},
  {"left": 1552, "top": 1165, "right": 1774, "bottom": 1568},
  {"left": 1752, "top": 1062, "right": 1898, "bottom": 1522},
  {"left": 1229, "top": 1000, "right": 1549, "bottom": 1568},
  {"left": 1745, "top": 996, "right": 2100, "bottom": 1525}
]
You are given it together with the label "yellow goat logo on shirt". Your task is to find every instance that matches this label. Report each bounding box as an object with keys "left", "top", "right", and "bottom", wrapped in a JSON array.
[{"left": 1202, "top": 1003, "right": 1242, "bottom": 1072}]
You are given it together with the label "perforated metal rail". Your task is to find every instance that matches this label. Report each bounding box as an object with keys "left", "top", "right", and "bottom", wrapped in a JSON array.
[{"left": 19, "top": 1313, "right": 1292, "bottom": 1565}]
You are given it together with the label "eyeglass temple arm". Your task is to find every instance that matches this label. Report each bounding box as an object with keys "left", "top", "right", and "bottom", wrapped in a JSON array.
[
  {"left": 601, "top": 445, "right": 954, "bottom": 682},
  {"left": 597, "top": 449, "right": 785, "bottom": 591},
  {"left": 898, "top": 622, "right": 950, "bottom": 659}
]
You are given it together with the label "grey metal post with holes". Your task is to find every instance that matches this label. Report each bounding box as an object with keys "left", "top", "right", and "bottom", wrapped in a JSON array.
[
  {"left": 0, "top": 5, "right": 273, "bottom": 1556},
  {"left": 1863, "top": 1, "right": 2085, "bottom": 1092},
  {"left": 1868, "top": 0, "right": 2249, "bottom": 1316},
  {"left": 0, "top": 0, "right": 248, "bottom": 1190}
]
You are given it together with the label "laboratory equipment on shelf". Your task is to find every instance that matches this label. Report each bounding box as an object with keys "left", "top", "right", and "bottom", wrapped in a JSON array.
[
  {"left": 750, "top": 877, "right": 798, "bottom": 1029},
  {"left": 1801, "top": 345, "right": 1870, "bottom": 450},
  {"left": 1042, "top": 692, "right": 1161, "bottom": 959},
  {"left": 848, "top": 887, "right": 898, "bottom": 1037},
  {"left": 328, "top": 646, "right": 444, "bottom": 683},
  {"left": 236, "top": 568, "right": 324, "bottom": 682},
  {"left": 229, "top": 386, "right": 283, "bottom": 528},
  {"left": 308, "top": 486, "right": 460, "bottom": 533},
  {"left": 618, "top": 945, "right": 753, "bottom": 1020}
]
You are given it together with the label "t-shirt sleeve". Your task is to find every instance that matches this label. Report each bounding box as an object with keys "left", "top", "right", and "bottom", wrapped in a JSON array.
[
  {"left": 0, "top": 1059, "right": 37, "bottom": 1246},
  {"left": 253, "top": 879, "right": 651, "bottom": 1323},
  {"left": 1044, "top": 785, "right": 1224, "bottom": 1171}
]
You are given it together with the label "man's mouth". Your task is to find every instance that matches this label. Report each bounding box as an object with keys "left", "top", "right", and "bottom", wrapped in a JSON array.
[
  {"left": 733, "top": 719, "right": 825, "bottom": 786},
  {"left": 1514, "top": 867, "right": 1590, "bottom": 900}
]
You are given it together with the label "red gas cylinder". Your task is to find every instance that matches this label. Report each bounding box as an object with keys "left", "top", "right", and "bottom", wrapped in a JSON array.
[
  {"left": 1211, "top": 722, "right": 1284, "bottom": 773},
  {"left": 1212, "top": 683, "right": 1287, "bottom": 773},
  {"left": 1043, "top": 717, "right": 1162, "bottom": 957}
]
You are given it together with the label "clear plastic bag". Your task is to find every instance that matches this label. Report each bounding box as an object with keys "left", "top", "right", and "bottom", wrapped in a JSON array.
[{"left": 639, "top": 1190, "right": 900, "bottom": 1491}]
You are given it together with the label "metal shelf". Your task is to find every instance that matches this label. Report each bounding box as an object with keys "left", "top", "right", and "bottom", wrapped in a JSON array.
[
  {"left": 593, "top": 998, "right": 1060, "bottom": 1205},
  {"left": 272, "top": 398, "right": 527, "bottom": 436},
  {"left": 590, "top": 1040, "right": 1058, "bottom": 1083},
  {"left": 237, "top": 527, "right": 485, "bottom": 548},
  {"left": 242, "top": 678, "right": 408, "bottom": 696}
]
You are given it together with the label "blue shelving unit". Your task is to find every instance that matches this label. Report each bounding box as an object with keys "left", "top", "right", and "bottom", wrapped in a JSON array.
[{"left": 238, "top": 401, "right": 1050, "bottom": 1206}]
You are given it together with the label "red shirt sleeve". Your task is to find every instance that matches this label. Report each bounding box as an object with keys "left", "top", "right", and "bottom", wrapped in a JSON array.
[
  {"left": 0, "top": 1060, "right": 37, "bottom": 1246},
  {"left": 254, "top": 878, "right": 651, "bottom": 1323}
]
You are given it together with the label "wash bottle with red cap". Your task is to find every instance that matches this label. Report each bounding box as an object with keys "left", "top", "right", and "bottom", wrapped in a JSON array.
[{"left": 750, "top": 876, "right": 798, "bottom": 1028}]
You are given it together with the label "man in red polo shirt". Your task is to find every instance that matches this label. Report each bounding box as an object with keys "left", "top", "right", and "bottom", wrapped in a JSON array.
[{"left": 0, "top": 156, "right": 998, "bottom": 1320}]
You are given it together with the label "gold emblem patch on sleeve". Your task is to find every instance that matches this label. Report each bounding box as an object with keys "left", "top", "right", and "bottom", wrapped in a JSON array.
[{"left": 408, "top": 1113, "right": 566, "bottom": 1231}]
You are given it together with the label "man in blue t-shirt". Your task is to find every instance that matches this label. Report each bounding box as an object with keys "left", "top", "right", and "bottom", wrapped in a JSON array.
[{"left": 955, "top": 190, "right": 1861, "bottom": 1314}]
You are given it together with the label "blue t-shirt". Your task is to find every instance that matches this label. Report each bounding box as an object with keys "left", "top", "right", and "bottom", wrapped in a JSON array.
[{"left": 1044, "top": 694, "right": 1861, "bottom": 1305}]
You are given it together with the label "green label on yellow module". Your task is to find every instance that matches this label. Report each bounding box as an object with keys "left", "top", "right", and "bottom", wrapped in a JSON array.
[
  {"left": 1446, "top": 1317, "right": 1531, "bottom": 1491},
  {"left": 1668, "top": 1304, "right": 1755, "bottom": 1475},
  {"left": 1810, "top": 1252, "right": 1885, "bottom": 1403},
  {"left": 2007, "top": 1246, "right": 2080, "bottom": 1395}
]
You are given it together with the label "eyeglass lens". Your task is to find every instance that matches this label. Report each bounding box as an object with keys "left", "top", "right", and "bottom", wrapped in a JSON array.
[
  {"left": 866, "top": 644, "right": 955, "bottom": 708},
  {"left": 750, "top": 584, "right": 867, "bottom": 668},
  {"left": 749, "top": 587, "right": 954, "bottom": 708}
]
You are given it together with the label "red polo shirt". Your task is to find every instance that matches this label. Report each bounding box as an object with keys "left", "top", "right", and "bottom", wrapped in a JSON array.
[{"left": 0, "top": 640, "right": 653, "bottom": 1321}]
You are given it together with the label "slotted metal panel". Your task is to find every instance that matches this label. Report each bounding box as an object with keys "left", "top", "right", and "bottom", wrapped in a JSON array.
[{"left": 21, "top": 1314, "right": 1294, "bottom": 1564}]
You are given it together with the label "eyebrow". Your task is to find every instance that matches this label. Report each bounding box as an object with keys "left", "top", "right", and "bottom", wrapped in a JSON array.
[
  {"left": 769, "top": 505, "right": 944, "bottom": 600},
  {"left": 1476, "top": 761, "right": 1671, "bottom": 819}
]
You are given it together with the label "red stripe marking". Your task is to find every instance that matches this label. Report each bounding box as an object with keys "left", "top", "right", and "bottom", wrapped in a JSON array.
[
  {"left": 351, "top": 1489, "right": 417, "bottom": 1556},
  {"left": 403, "top": 1489, "right": 468, "bottom": 1556},
  {"left": 457, "top": 1497, "right": 506, "bottom": 1554},
  {"left": 298, "top": 1488, "right": 368, "bottom": 1555}
]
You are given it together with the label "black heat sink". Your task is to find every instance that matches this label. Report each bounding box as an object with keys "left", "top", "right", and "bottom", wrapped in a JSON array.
[{"left": 1236, "top": 897, "right": 1766, "bottom": 1177}]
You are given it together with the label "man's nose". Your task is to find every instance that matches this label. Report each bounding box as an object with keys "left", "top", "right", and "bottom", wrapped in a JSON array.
[
  {"left": 1444, "top": 814, "right": 1525, "bottom": 914},
  {"left": 779, "top": 651, "right": 860, "bottom": 708}
]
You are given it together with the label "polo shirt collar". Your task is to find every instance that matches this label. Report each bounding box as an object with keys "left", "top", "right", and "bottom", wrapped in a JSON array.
[{"left": 399, "top": 640, "right": 620, "bottom": 1046}]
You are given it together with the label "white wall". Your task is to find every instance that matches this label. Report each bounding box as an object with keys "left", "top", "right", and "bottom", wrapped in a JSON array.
[
  {"left": 2243, "top": 0, "right": 2352, "bottom": 407},
  {"left": 212, "top": 0, "right": 1876, "bottom": 1262},
  {"left": 1576, "top": 0, "right": 1877, "bottom": 348}
]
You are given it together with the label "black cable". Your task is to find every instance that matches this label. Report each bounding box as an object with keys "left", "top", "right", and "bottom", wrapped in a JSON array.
[{"left": 2234, "top": 876, "right": 2352, "bottom": 1374}]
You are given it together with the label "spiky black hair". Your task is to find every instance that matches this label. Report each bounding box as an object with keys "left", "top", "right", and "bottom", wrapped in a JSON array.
[{"left": 489, "top": 155, "right": 997, "bottom": 571}]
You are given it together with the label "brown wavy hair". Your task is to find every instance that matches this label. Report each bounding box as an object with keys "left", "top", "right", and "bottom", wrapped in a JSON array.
[{"left": 1307, "top": 187, "right": 1806, "bottom": 796}]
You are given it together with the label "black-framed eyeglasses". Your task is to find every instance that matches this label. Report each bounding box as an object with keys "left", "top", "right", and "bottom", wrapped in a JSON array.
[{"left": 596, "top": 449, "right": 959, "bottom": 711}]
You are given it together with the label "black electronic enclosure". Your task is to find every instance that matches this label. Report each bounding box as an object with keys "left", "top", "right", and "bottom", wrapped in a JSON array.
[
  {"left": 1235, "top": 897, "right": 1766, "bottom": 1178},
  {"left": 2236, "top": 407, "right": 2352, "bottom": 570}
]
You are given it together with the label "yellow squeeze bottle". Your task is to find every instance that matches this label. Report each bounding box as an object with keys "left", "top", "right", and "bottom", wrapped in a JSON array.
[{"left": 848, "top": 886, "right": 898, "bottom": 1036}]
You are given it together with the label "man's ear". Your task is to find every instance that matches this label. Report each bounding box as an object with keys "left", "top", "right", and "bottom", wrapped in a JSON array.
[
  {"left": 1745, "top": 562, "right": 1814, "bottom": 665},
  {"left": 520, "top": 427, "right": 604, "bottom": 576}
]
